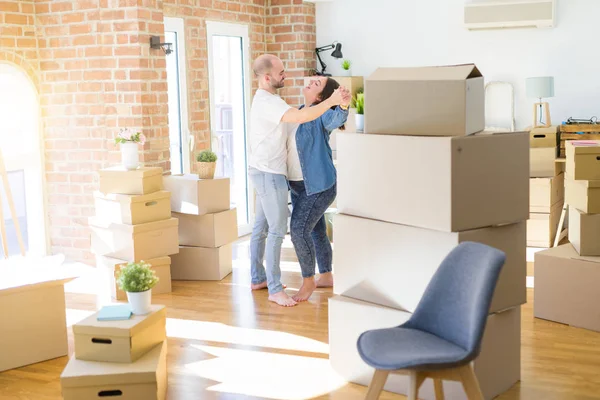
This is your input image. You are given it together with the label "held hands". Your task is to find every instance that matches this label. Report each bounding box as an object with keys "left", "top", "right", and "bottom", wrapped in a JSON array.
[
  {"left": 328, "top": 86, "right": 352, "bottom": 107},
  {"left": 340, "top": 86, "right": 352, "bottom": 107}
]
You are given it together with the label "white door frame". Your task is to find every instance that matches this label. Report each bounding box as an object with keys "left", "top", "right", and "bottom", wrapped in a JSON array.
[
  {"left": 164, "top": 17, "right": 191, "bottom": 174},
  {"left": 0, "top": 62, "right": 49, "bottom": 257},
  {"left": 206, "top": 21, "right": 254, "bottom": 236}
]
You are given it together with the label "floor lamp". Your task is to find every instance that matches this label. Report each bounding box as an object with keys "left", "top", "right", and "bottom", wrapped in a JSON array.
[{"left": 526, "top": 76, "right": 554, "bottom": 128}]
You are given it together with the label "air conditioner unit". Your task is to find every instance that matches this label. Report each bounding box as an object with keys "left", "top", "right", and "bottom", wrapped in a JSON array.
[{"left": 464, "top": 0, "right": 555, "bottom": 30}]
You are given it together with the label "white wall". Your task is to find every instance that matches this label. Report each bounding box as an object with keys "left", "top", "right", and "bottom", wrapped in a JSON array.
[{"left": 316, "top": 0, "right": 600, "bottom": 130}]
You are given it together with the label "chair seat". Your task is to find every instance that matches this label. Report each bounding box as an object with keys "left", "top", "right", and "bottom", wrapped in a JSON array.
[{"left": 357, "top": 327, "right": 471, "bottom": 371}]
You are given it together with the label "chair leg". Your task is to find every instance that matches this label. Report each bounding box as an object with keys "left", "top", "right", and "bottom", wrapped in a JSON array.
[
  {"left": 365, "top": 369, "right": 390, "bottom": 400},
  {"left": 433, "top": 378, "right": 445, "bottom": 400},
  {"left": 407, "top": 370, "right": 423, "bottom": 400},
  {"left": 458, "top": 364, "right": 484, "bottom": 400}
]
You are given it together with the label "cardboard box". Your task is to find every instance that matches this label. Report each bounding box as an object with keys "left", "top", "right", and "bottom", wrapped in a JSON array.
[
  {"left": 0, "top": 268, "right": 76, "bottom": 372},
  {"left": 99, "top": 166, "right": 163, "bottom": 195},
  {"left": 364, "top": 64, "right": 484, "bottom": 136},
  {"left": 566, "top": 140, "right": 600, "bottom": 180},
  {"left": 61, "top": 340, "right": 167, "bottom": 400},
  {"left": 163, "top": 174, "right": 230, "bottom": 215},
  {"left": 73, "top": 305, "right": 166, "bottom": 363},
  {"left": 530, "top": 147, "right": 556, "bottom": 178},
  {"left": 526, "top": 201, "right": 564, "bottom": 248},
  {"left": 89, "top": 217, "right": 179, "bottom": 262},
  {"left": 173, "top": 208, "right": 238, "bottom": 248},
  {"left": 333, "top": 214, "right": 525, "bottom": 313},
  {"left": 529, "top": 174, "right": 564, "bottom": 213},
  {"left": 329, "top": 296, "right": 520, "bottom": 400},
  {"left": 534, "top": 244, "right": 600, "bottom": 332},
  {"left": 94, "top": 191, "right": 171, "bottom": 225},
  {"left": 96, "top": 255, "right": 172, "bottom": 300},
  {"left": 336, "top": 132, "right": 529, "bottom": 232},
  {"left": 170, "top": 245, "right": 232, "bottom": 281},
  {"left": 529, "top": 126, "right": 558, "bottom": 148},
  {"left": 565, "top": 177, "right": 600, "bottom": 214},
  {"left": 569, "top": 206, "right": 600, "bottom": 256}
]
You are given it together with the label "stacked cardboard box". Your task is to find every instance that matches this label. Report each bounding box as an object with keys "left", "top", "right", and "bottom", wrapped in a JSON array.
[
  {"left": 91, "top": 167, "right": 179, "bottom": 299},
  {"left": 534, "top": 141, "right": 600, "bottom": 333},
  {"left": 60, "top": 305, "right": 168, "bottom": 399},
  {"left": 165, "top": 174, "right": 236, "bottom": 280},
  {"left": 331, "top": 65, "right": 528, "bottom": 400},
  {"left": 527, "top": 126, "right": 564, "bottom": 247}
]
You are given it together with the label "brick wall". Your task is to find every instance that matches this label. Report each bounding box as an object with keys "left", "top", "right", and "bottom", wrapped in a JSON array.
[
  {"left": 267, "top": 0, "right": 316, "bottom": 106},
  {"left": 0, "top": 0, "right": 316, "bottom": 263}
]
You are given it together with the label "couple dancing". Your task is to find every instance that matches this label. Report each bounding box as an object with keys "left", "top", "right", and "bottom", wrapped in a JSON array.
[{"left": 248, "top": 54, "right": 351, "bottom": 307}]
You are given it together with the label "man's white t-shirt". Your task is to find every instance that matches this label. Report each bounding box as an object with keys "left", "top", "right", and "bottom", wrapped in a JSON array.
[
  {"left": 286, "top": 123, "right": 303, "bottom": 181},
  {"left": 248, "top": 89, "right": 292, "bottom": 176}
]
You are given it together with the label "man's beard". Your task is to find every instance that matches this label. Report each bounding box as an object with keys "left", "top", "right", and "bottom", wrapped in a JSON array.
[{"left": 271, "top": 79, "right": 285, "bottom": 89}]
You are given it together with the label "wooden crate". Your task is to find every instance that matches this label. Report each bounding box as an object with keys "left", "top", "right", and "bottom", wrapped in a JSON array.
[{"left": 558, "top": 124, "right": 600, "bottom": 158}]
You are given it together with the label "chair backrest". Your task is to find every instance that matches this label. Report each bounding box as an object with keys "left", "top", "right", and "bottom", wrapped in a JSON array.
[{"left": 403, "top": 242, "right": 505, "bottom": 358}]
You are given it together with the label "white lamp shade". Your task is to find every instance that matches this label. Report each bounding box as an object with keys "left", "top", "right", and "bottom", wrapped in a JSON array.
[{"left": 526, "top": 76, "right": 554, "bottom": 99}]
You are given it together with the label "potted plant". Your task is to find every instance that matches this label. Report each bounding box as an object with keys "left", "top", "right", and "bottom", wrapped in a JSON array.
[
  {"left": 196, "top": 149, "right": 218, "bottom": 179},
  {"left": 116, "top": 261, "right": 159, "bottom": 315},
  {"left": 341, "top": 59, "right": 352, "bottom": 76},
  {"left": 353, "top": 93, "right": 365, "bottom": 132},
  {"left": 114, "top": 128, "right": 146, "bottom": 170}
]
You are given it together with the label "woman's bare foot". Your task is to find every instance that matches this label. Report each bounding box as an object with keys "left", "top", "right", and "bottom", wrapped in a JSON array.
[
  {"left": 315, "top": 272, "right": 334, "bottom": 288},
  {"left": 251, "top": 281, "right": 286, "bottom": 290},
  {"left": 292, "top": 277, "right": 317, "bottom": 302},
  {"left": 268, "top": 291, "right": 297, "bottom": 307}
]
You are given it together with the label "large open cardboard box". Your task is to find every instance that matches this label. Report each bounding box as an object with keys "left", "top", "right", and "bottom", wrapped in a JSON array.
[
  {"left": 173, "top": 208, "right": 238, "bottom": 248},
  {"left": 568, "top": 206, "right": 600, "bottom": 256},
  {"left": 364, "top": 64, "right": 484, "bottom": 136},
  {"left": 0, "top": 268, "right": 76, "bottom": 372},
  {"left": 73, "top": 305, "right": 166, "bottom": 363},
  {"left": 99, "top": 166, "right": 163, "bottom": 195},
  {"left": 333, "top": 214, "right": 526, "bottom": 314},
  {"left": 329, "top": 296, "right": 520, "bottom": 400},
  {"left": 336, "top": 131, "right": 529, "bottom": 232},
  {"left": 61, "top": 340, "right": 167, "bottom": 400},
  {"left": 94, "top": 190, "right": 171, "bottom": 225},
  {"left": 163, "top": 174, "right": 230, "bottom": 215},
  {"left": 534, "top": 244, "right": 600, "bottom": 332}
]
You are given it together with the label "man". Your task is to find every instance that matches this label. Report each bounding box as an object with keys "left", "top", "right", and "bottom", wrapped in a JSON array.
[{"left": 248, "top": 54, "right": 346, "bottom": 307}]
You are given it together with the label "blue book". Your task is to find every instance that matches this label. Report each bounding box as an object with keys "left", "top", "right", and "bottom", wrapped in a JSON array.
[{"left": 97, "top": 305, "right": 132, "bottom": 321}]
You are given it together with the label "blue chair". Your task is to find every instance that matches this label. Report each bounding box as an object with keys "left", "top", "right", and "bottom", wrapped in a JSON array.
[{"left": 356, "top": 242, "right": 506, "bottom": 400}]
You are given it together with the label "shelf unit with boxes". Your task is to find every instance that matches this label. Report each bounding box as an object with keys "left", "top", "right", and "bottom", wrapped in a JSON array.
[
  {"left": 331, "top": 64, "right": 526, "bottom": 400},
  {"left": 534, "top": 140, "right": 600, "bottom": 333},
  {"left": 92, "top": 167, "right": 179, "bottom": 300}
]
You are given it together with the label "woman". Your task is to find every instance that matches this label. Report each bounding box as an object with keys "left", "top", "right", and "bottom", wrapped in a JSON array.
[{"left": 287, "top": 77, "right": 351, "bottom": 302}]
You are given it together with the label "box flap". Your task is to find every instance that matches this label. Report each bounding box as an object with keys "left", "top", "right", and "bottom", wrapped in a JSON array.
[
  {"left": 0, "top": 267, "right": 78, "bottom": 296},
  {"left": 73, "top": 305, "right": 165, "bottom": 337},
  {"left": 99, "top": 166, "right": 163, "bottom": 178},
  {"left": 368, "top": 64, "right": 481, "bottom": 82},
  {"left": 566, "top": 140, "right": 600, "bottom": 154},
  {"left": 94, "top": 190, "right": 170, "bottom": 204},
  {"left": 88, "top": 217, "right": 178, "bottom": 233},
  {"left": 536, "top": 243, "right": 600, "bottom": 264},
  {"left": 61, "top": 340, "right": 165, "bottom": 387}
]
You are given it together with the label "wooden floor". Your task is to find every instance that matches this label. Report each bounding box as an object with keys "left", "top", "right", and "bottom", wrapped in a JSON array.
[{"left": 1, "top": 238, "right": 600, "bottom": 400}]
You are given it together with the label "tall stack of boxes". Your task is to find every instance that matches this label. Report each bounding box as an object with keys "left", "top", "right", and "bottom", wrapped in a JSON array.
[
  {"left": 91, "top": 167, "right": 179, "bottom": 299},
  {"left": 329, "top": 65, "right": 528, "bottom": 400},
  {"left": 534, "top": 140, "right": 600, "bottom": 332},
  {"left": 164, "top": 174, "right": 237, "bottom": 281},
  {"left": 528, "top": 126, "right": 564, "bottom": 247},
  {"left": 60, "top": 305, "right": 168, "bottom": 399}
]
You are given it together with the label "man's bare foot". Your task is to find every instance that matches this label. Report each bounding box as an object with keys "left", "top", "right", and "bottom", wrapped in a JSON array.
[
  {"left": 292, "top": 277, "right": 317, "bottom": 302},
  {"left": 315, "top": 272, "right": 334, "bottom": 288},
  {"left": 268, "top": 291, "right": 297, "bottom": 307},
  {"left": 251, "top": 281, "right": 286, "bottom": 290}
]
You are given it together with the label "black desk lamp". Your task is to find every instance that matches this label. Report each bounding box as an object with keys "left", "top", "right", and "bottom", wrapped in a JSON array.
[{"left": 315, "top": 42, "right": 343, "bottom": 76}]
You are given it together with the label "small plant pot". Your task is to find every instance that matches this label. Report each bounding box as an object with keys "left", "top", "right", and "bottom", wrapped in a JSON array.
[
  {"left": 120, "top": 142, "right": 139, "bottom": 170},
  {"left": 126, "top": 289, "right": 152, "bottom": 315},
  {"left": 355, "top": 114, "right": 365, "bottom": 132},
  {"left": 341, "top": 69, "right": 352, "bottom": 77},
  {"left": 197, "top": 161, "right": 216, "bottom": 179}
]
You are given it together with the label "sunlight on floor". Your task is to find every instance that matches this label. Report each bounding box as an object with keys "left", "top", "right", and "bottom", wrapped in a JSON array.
[{"left": 184, "top": 345, "right": 347, "bottom": 400}]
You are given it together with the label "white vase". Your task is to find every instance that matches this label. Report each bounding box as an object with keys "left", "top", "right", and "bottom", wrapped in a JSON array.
[
  {"left": 341, "top": 69, "right": 352, "bottom": 77},
  {"left": 355, "top": 114, "right": 365, "bottom": 132},
  {"left": 120, "top": 142, "right": 139, "bottom": 170},
  {"left": 127, "top": 289, "right": 152, "bottom": 315}
]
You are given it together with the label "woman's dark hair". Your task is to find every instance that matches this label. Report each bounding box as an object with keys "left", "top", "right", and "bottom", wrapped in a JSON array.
[{"left": 313, "top": 77, "right": 345, "bottom": 131}]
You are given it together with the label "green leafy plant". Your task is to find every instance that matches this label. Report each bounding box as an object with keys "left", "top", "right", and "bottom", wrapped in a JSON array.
[
  {"left": 196, "top": 150, "right": 217, "bottom": 163},
  {"left": 114, "top": 128, "right": 146, "bottom": 145},
  {"left": 341, "top": 59, "right": 352, "bottom": 71},
  {"left": 356, "top": 87, "right": 364, "bottom": 94},
  {"left": 116, "top": 261, "right": 159, "bottom": 293},
  {"left": 353, "top": 93, "right": 365, "bottom": 115}
]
